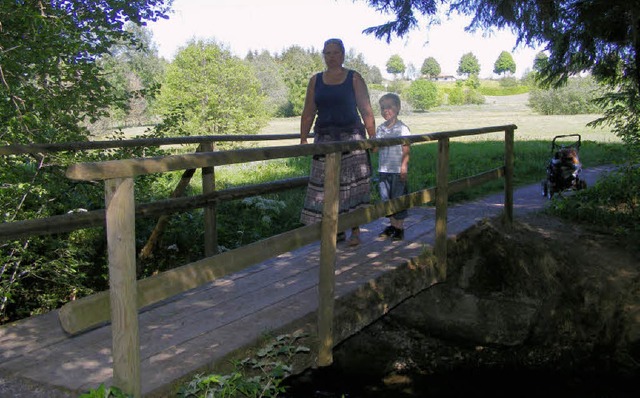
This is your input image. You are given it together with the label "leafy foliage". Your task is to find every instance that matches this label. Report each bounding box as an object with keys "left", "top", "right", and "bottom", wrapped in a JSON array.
[
  {"left": 157, "top": 39, "right": 268, "bottom": 136},
  {"left": 457, "top": 52, "right": 481, "bottom": 77},
  {"left": 493, "top": 51, "right": 516, "bottom": 76},
  {"left": 79, "top": 384, "right": 132, "bottom": 398},
  {"left": 97, "top": 23, "right": 167, "bottom": 129},
  {"left": 345, "top": 50, "right": 384, "bottom": 85},
  {"left": 246, "top": 50, "right": 292, "bottom": 117},
  {"left": 406, "top": 79, "right": 440, "bottom": 110},
  {"left": 386, "top": 54, "right": 406, "bottom": 77},
  {"left": 421, "top": 56, "right": 441, "bottom": 78},
  {"left": 0, "top": 0, "right": 171, "bottom": 145},
  {"left": 277, "top": 46, "right": 323, "bottom": 117},
  {"left": 0, "top": 1, "right": 176, "bottom": 324},
  {"left": 528, "top": 76, "right": 606, "bottom": 115},
  {"left": 545, "top": 165, "right": 639, "bottom": 238},
  {"left": 178, "top": 332, "right": 310, "bottom": 398}
]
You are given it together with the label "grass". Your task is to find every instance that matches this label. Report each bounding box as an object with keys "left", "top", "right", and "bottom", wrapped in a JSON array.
[
  {"left": 125, "top": 93, "right": 626, "bottom": 253},
  {"left": 258, "top": 94, "right": 618, "bottom": 143}
]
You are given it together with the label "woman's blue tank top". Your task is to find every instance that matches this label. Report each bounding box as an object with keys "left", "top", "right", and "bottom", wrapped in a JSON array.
[{"left": 314, "top": 70, "right": 361, "bottom": 128}]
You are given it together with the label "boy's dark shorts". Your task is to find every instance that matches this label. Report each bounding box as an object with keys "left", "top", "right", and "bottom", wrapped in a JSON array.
[{"left": 379, "top": 172, "right": 408, "bottom": 220}]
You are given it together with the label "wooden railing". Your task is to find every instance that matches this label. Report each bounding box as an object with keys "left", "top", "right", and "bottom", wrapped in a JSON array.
[
  {"left": 0, "top": 134, "right": 305, "bottom": 256},
  {"left": 1, "top": 125, "right": 516, "bottom": 397}
]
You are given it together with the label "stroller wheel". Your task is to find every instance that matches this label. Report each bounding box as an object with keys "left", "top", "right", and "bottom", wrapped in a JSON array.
[
  {"left": 544, "top": 181, "right": 553, "bottom": 199},
  {"left": 541, "top": 181, "right": 547, "bottom": 197}
]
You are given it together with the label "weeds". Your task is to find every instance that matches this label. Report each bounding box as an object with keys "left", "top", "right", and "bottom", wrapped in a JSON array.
[
  {"left": 545, "top": 164, "right": 639, "bottom": 236},
  {"left": 177, "top": 331, "right": 310, "bottom": 398}
]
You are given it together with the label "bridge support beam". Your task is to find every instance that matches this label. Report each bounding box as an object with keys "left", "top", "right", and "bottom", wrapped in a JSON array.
[
  {"left": 105, "top": 177, "right": 141, "bottom": 397},
  {"left": 435, "top": 138, "right": 449, "bottom": 281},
  {"left": 318, "top": 152, "right": 341, "bottom": 366}
]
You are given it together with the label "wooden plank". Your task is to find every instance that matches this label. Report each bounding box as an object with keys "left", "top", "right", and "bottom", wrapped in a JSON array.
[
  {"left": 2, "top": 196, "right": 511, "bottom": 396},
  {"left": 0, "top": 134, "right": 301, "bottom": 155},
  {"left": 200, "top": 141, "right": 218, "bottom": 256},
  {"left": 435, "top": 138, "right": 450, "bottom": 280},
  {"left": 318, "top": 152, "right": 340, "bottom": 366},
  {"left": 504, "top": 127, "right": 515, "bottom": 226},
  {"left": 65, "top": 141, "right": 369, "bottom": 181},
  {"left": 64, "top": 125, "right": 518, "bottom": 181},
  {"left": 104, "top": 178, "right": 140, "bottom": 397},
  {"left": 448, "top": 168, "right": 504, "bottom": 194},
  {"left": 0, "top": 176, "right": 308, "bottom": 241},
  {"left": 58, "top": 223, "right": 321, "bottom": 335}
]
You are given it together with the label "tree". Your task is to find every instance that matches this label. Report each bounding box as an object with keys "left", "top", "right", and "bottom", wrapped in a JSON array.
[
  {"left": 359, "top": 0, "right": 640, "bottom": 155},
  {"left": 533, "top": 52, "right": 549, "bottom": 74},
  {"left": 406, "top": 63, "right": 419, "bottom": 80},
  {"left": 0, "top": 0, "right": 172, "bottom": 145},
  {"left": 386, "top": 54, "right": 406, "bottom": 79},
  {"left": 493, "top": 51, "right": 516, "bottom": 76},
  {"left": 457, "top": 52, "right": 480, "bottom": 77},
  {"left": 277, "top": 45, "right": 323, "bottom": 116},
  {"left": 0, "top": 0, "right": 173, "bottom": 324},
  {"left": 245, "top": 50, "right": 289, "bottom": 116},
  {"left": 369, "top": 66, "right": 384, "bottom": 85},
  {"left": 157, "top": 40, "right": 268, "bottom": 136},
  {"left": 421, "top": 57, "right": 441, "bottom": 79},
  {"left": 407, "top": 79, "right": 439, "bottom": 110},
  {"left": 98, "top": 23, "right": 167, "bottom": 129},
  {"left": 345, "top": 50, "right": 383, "bottom": 85}
]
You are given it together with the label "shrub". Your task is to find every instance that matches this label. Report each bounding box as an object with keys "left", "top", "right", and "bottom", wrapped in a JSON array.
[
  {"left": 528, "top": 76, "right": 606, "bottom": 115},
  {"left": 406, "top": 79, "right": 440, "bottom": 111},
  {"left": 178, "top": 332, "right": 310, "bottom": 398},
  {"left": 545, "top": 164, "right": 639, "bottom": 236}
]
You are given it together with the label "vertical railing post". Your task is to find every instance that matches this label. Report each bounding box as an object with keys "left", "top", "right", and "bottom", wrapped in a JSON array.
[
  {"left": 105, "top": 177, "right": 140, "bottom": 397},
  {"left": 199, "top": 142, "right": 218, "bottom": 256},
  {"left": 435, "top": 138, "right": 450, "bottom": 281},
  {"left": 317, "top": 152, "right": 341, "bottom": 367},
  {"left": 504, "top": 127, "right": 515, "bottom": 227}
]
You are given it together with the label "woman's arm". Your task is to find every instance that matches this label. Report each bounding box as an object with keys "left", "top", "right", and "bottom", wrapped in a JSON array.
[
  {"left": 353, "top": 71, "right": 376, "bottom": 139},
  {"left": 300, "top": 75, "right": 317, "bottom": 144}
]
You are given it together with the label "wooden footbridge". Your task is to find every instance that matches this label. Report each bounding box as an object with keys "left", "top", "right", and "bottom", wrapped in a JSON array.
[{"left": 0, "top": 126, "right": 517, "bottom": 397}]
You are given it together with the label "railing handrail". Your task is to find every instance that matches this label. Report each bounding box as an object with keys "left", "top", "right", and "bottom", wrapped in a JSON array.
[
  {"left": 65, "top": 125, "right": 517, "bottom": 181},
  {"left": 0, "top": 133, "right": 301, "bottom": 155},
  {"left": 3, "top": 124, "right": 517, "bottom": 397}
]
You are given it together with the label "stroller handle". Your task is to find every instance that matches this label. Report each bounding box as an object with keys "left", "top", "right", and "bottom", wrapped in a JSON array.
[{"left": 551, "top": 134, "right": 581, "bottom": 150}]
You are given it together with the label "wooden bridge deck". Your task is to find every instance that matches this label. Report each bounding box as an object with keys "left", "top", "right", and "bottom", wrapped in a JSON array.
[{"left": 0, "top": 166, "right": 611, "bottom": 397}]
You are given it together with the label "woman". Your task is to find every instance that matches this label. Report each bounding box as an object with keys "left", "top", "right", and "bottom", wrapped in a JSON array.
[{"left": 299, "top": 38, "right": 376, "bottom": 247}]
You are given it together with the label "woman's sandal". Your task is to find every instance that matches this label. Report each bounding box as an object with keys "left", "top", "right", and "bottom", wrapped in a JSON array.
[{"left": 347, "top": 235, "right": 360, "bottom": 246}]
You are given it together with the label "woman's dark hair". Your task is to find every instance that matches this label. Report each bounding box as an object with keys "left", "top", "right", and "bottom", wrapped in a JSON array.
[{"left": 323, "top": 38, "right": 345, "bottom": 54}]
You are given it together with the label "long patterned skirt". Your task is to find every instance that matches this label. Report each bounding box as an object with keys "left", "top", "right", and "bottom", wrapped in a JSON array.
[{"left": 300, "top": 147, "right": 371, "bottom": 226}]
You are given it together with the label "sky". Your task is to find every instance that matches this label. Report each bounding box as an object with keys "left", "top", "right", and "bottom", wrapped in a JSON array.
[{"left": 148, "top": 0, "right": 544, "bottom": 79}]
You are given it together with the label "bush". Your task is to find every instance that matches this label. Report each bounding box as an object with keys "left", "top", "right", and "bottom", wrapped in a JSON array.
[
  {"left": 446, "top": 86, "right": 485, "bottom": 105},
  {"left": 545, "top": 164, "right": 640, "bottom": 236},
  {"left": 406, "top": 79, "right": 440, "bottom": 111},
  {"left": 528, "top": 75, "right": 606, "bottom": 115}
]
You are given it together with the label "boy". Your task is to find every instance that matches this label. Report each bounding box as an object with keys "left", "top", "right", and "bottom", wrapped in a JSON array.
[{"left": 376, "top": 93, "right": 410, "bottom": 240}]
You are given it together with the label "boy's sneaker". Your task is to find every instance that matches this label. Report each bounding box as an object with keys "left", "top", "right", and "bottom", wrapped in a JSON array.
[
  {"left": 391, "top": 228, "right": 404, "bottom": 241},
  {"left": 379, "top": 226, "right": 396, "bottom": 237}
]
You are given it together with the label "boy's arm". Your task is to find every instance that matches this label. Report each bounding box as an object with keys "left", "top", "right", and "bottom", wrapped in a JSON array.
[{"left": 400, "top": 144, "right": 410, "bottom": 181}]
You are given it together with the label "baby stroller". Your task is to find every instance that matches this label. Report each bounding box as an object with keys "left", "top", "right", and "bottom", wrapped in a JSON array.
[{"left": 541, "top": 134, "right": 587, "bottom": 199}]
